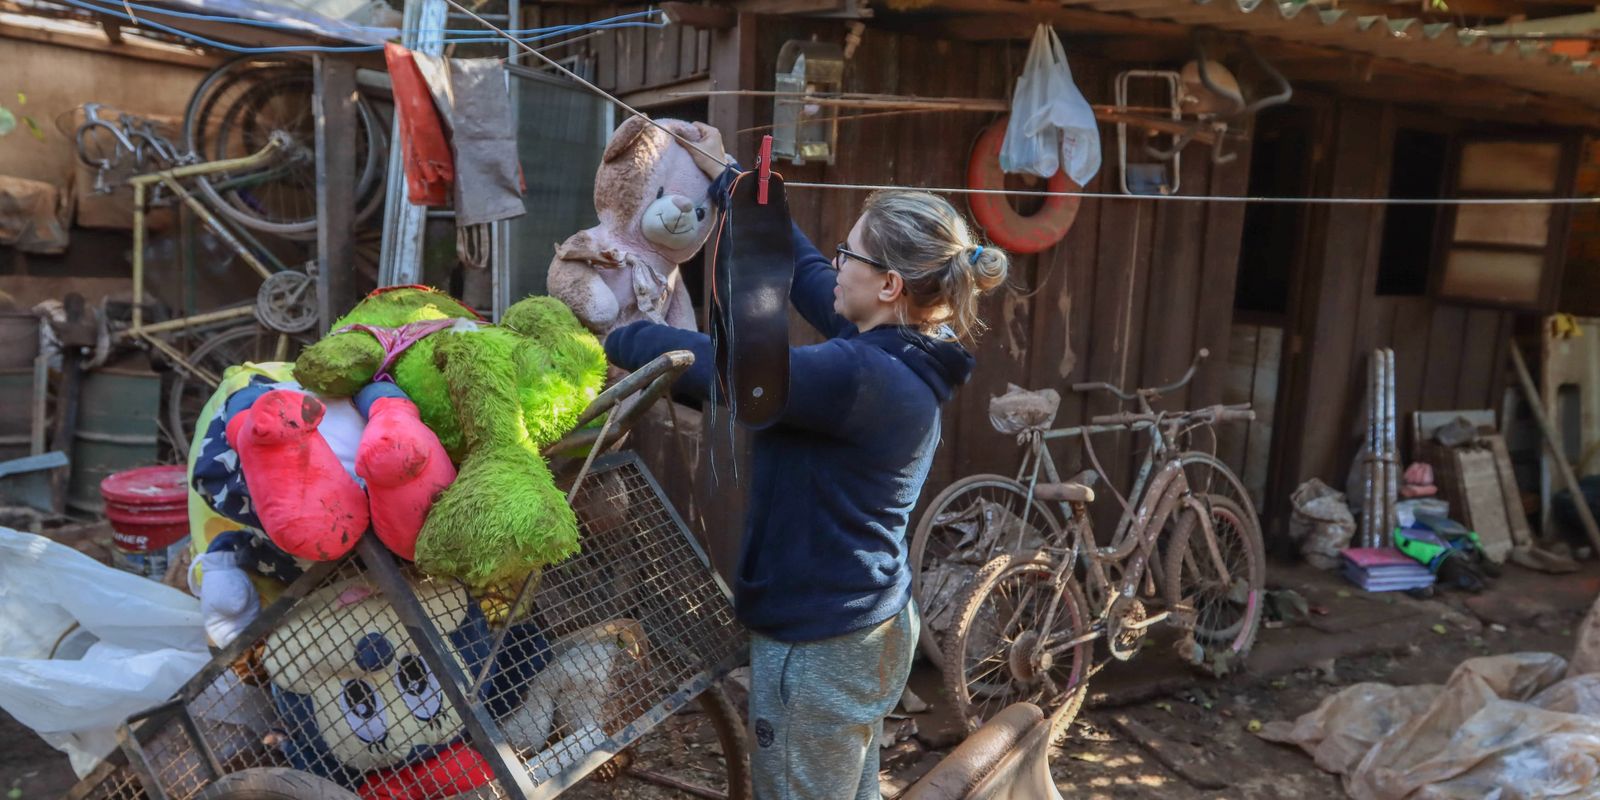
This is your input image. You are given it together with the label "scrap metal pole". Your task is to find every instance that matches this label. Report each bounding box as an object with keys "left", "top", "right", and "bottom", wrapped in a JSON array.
[{"left": 315, "top": 55, "right": 359, "bottom": 333}]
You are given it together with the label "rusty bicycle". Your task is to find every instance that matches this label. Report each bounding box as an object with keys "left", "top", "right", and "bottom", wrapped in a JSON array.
[{"left": 914, "top": 350, "right": 1265, "bottom": 740}]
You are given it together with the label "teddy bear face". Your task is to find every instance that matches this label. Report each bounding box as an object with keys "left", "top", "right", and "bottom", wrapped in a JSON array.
[
  {"left": 639, "top": 180, "right": 712, "bottom": 256},
  {"left": 595, "top": 118, "right": 723, "bottom": 266}
]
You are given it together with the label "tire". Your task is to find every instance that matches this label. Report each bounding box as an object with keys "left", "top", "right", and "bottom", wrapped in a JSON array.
[
  {"left": 698, "top": 680, "right": 752, "bottom": 800},
  {"left": 1178, "top": 451, "right": 1262, "bottom": 542},
  {"left": 164, "top": 323, "right": 311, "bottom": 456},
  {"left": 909, "top": 475, "right": 1062, "bottom": 668},
  {"left": 195, "top": 768, "right": 358, "bottom": 800},
  {"left": 182, "top": 57, "right": 384, "bottom": 238},
  {"left": 1162, "top": 495, "right": 1266, "bottom": 672},
  {"left": 942, "top": 553, "right": 1092, "bottom": 745}
]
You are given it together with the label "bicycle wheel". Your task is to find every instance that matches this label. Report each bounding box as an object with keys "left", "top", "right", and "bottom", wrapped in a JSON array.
[
  {"left": 942, "top": 553, "right": 1092, "bottom": 743},
  {"left": 1163, "top": 495, "right": 1265, "bottom": 672},
  {"left": 909, "top": 475, "right": 1061, "bottom": 667},
  {"left": 184, "top": 56, "right": 384, "bottom": 238},
  {"left": 164, "top": 323, "right": 312, "bottom": 456},
  {"left": 1179, "top": 451, "right": 1262, "bottom": 540}
]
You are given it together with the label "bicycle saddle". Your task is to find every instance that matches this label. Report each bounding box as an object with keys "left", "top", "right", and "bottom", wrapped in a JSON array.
[{"left": 1033, "top": 469, "right": 1098, "bottom": 504}]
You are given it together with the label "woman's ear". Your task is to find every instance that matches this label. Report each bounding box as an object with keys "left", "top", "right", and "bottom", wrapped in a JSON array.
[{"left": 878, "top": 271, "right": 905, "bottom": 303}]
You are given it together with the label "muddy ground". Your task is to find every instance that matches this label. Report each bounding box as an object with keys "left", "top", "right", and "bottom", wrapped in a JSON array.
[{"left": 6, "top": 555, "right": 1594, "bottom": 799}]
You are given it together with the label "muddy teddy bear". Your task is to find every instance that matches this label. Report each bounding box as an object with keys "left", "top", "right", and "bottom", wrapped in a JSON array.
[{"left": 547, "top": 116, "right": 728, "bottom": 337}]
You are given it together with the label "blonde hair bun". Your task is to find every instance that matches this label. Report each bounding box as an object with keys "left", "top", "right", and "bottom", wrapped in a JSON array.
[{"left": 859, "top": 190, "right": 1010, "bottom": 340}]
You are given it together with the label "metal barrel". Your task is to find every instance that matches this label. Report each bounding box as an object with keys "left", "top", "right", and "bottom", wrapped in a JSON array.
[{"left": 67, "top": 367, "right": 162, "bottom": 515}]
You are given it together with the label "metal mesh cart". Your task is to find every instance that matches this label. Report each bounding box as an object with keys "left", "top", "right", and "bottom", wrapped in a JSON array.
[{"left": 67, "top": 352, "right": 751, "bottom": 800}]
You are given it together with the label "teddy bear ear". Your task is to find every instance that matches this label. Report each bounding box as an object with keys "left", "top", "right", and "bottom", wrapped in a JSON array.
[{"left": 602, "top": 115, "right": 653, "bottom": 164}]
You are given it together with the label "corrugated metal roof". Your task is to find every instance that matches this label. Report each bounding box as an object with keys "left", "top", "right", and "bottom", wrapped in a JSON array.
[{"left": 1068, "top": 0, "right": 1599, "bottom": 110}]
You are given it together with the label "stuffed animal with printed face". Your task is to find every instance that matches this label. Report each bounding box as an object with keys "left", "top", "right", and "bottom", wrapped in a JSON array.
[
  {"left": 262, "top": 576, "right": 550, "bottom": 795},
  {"left": 291, "top": 287, "right": 607, "bottom": 601},
  {"left": 547, "top": 117, "right": 728, "bottom": 337}
]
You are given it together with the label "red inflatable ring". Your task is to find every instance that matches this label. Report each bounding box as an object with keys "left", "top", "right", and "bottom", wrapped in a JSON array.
[{"left": 966, "top": 117, "right": 1082, "bottom": 255}]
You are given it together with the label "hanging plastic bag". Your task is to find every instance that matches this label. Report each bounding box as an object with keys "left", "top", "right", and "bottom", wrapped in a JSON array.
[
  {"left": 999, "top": 26, "right": 1061, "bottom": 179},
  {"left": 0, "top": 527, "right": 212, "bottom": 776},
  {"left": 1000, "top": 25, "right": 1102, "bottom": 186}
]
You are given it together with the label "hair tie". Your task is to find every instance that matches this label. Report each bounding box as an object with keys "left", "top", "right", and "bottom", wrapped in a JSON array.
[{"left": 969, "top": 245, "right": 984, "bottom": 265}]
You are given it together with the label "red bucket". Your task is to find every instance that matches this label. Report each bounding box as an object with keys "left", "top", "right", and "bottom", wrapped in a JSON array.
[{"left": 101, "top": 465, "right": 190, "bottom": 580}]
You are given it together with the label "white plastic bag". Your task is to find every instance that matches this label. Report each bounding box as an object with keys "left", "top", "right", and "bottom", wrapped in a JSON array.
[
  {"left": 0, "top": 527, "right": 211, "bottom": 776},
  {"left": 1000, "top": 25, "right": 1102, "bottom": 185}
]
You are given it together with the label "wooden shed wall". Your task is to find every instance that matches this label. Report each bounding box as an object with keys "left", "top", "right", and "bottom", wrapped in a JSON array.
[
  {"left": 528, "top": 4, "right": 711, "bottom": 93},
  {"left": 1271, "top": 100, "right": 1523, "bottom": 530},
  {"left": 616, "top": 17, "right": 1259, "bottom": 568}
]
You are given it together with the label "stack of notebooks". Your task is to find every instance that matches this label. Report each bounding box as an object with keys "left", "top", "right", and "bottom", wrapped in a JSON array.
[{"left": 1341, "top": 547, "right": 1435, "bottom": 592}]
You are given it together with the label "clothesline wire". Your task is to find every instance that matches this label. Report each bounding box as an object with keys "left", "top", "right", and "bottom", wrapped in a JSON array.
[{"left": 439, "top": 0, "right": 1600, "bottom": 209}]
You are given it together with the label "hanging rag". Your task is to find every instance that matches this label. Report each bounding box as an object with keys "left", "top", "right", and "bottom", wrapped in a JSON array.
[
  {"left": 444, "top": 58, "right": 526, "bottom": 226},
  {"left": 383, "top": 43, "right": 454, "bottom": 206},
  {"left": 707, "top": 164, "right": 796, "bottom": 428}
]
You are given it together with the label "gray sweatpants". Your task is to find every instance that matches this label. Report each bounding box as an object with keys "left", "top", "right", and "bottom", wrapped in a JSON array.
[{"left": 747, "top": 604, "right": 919, "bottom": 800}]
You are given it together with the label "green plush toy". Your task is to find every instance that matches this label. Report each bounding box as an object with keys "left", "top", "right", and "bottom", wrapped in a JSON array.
[{"left": 293, "top": 286, "right": 606, "bottom": 598}]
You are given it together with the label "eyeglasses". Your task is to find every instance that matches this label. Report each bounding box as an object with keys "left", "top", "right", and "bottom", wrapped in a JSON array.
[{"left": 833, "top": 242, "right": 888, "bottom": 272}]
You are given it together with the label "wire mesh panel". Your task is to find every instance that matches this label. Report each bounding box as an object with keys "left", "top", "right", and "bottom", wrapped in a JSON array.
[{"left": 69, "top": 452, "right": 746, "bottom": 800}]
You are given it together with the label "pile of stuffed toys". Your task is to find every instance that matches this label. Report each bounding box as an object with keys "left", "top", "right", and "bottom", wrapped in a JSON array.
[{"left": 181, "top": 117, "right": 725, "bottom": 798}]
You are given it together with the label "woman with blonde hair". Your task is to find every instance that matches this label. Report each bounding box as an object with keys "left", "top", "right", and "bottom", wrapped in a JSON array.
[{"left": 606, "top": 188, "right": 1009, "bottom": 799}]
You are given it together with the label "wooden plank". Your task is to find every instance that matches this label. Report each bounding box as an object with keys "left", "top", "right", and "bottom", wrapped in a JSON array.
[
  {"left": 1085, "top": 194, "right": 1154, "bottom": 523},
  {"left": 1420, "top": 305, "right": 1469, "bottom": 410},
  {"left": 679, "top": 22, "right": 699, "bottom": 77},
  {"left": 1286, "top": 101, "right": 1389, "bottom": 488},
  {"left": 1245, "top": 326, "right": 1283, "bottom": 514},
  {"left": 1217, "top": 324, "right": 1257, "bottom": 478},
  {"left": 1189, "top": 131, "right": 1253, "bottom": 409},
  {"left": 1455, "top": 308, "right": 1503, "bottom": 410},
  {"left": 1138, "top": 150, "right": 1209, "bottom": 412},
  {"left": 1455, "top": 447, "right": 1516, "bottom": 562},
  {"left": 1484, "top": 433, "right": 1536, "bottom": 548},
  {"left": 1107, "top": 714, "right": 1231, "bottom": 790},
  {"left": 616, "top": 5, "right": 647, "bottom": 93},
  {"left": 1388, "top": 296, "right": 1432, "bottom": 453},
  {"left": 661, "top": 2, "right": 737, "bottom": 29},
  {"left": 594, "top": 4, "right": 617, "bottom": 90},
  {"left": 313, "top": 56, "right": 358, "bottom": 333}
]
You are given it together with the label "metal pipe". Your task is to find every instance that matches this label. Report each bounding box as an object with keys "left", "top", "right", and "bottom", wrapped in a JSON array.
[
  {"left": 126, "top": 305, "right": 256, "bottom": 337},
  {"left": 132, "top": 182, "right": 145, "bottom": 330}
]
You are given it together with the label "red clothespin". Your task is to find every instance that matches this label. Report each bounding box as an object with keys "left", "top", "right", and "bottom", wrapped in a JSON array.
[{"left": 757, "top": 135, "right": 773, "bottom": 205}]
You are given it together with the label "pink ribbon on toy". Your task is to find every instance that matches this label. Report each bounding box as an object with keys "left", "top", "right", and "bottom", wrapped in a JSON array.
[{"left": 335, "top": 319, "right": 460, "bottom": 383}]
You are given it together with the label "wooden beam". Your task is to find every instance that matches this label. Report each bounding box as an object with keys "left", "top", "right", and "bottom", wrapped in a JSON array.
[
  {"left": 0, "top": 20, "right": 220, "bottom": 68},
  {"left": 661, "top": 2, "right": 737, "bottom": 28},
  {"left": 708, "top": 11, "right": 760, "bottom": 161},
  {"left": 873, "top": 0, "right": 1188, "bottom": 35},
  {"left": 731, "top": 0, "right": 853, "bottom": 15},
  {"left": 99, "top": 18, "right": 122, "bottom": 44},
  {"left": 313, "top": 55, "right": 359, "bottom": 334},
  {"left": 619, "top": 76, "right": 713, "bottom": 108}
]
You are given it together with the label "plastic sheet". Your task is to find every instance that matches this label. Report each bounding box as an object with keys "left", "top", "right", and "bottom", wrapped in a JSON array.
[{"left": 1261, "top": 653, "right": 1600, "bottom": 800}]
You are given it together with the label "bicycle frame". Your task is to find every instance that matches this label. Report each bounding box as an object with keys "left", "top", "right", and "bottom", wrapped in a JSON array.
[{"left": 123, "top": 134, "right": 292, "bottom": 386}]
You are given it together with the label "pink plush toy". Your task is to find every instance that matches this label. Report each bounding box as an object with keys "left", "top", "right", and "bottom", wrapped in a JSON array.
[
  {"left": 228, "top": 389, "right": 370, "bottom": 561},
  {"left": 356, "top": 386, "right": 456, "bottom": 560},
  {"left": 548, "top": 116, "right": 729, "bottom": 337},
  {"left": 221, "top": 382, "right": 454, "bottom": 562}
]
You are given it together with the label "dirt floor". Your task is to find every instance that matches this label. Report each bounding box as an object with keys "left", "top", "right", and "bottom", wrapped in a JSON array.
[{"left": 7, "top": 555, "right": 1596, "bottom": 799}]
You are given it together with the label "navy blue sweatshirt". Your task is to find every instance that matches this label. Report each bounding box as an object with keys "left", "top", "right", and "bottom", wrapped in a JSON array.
[{"left": 604, "top": 223, "right": 975, "bottom": 642}]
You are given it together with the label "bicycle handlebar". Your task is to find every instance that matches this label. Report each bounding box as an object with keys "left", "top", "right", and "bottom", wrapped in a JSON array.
[
  {"left": 1089, "top": 403, "right": 1254, "bottom": 427},
  {"left": 1071, "top": 348, "right": 1210, "bottom": 400}
]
